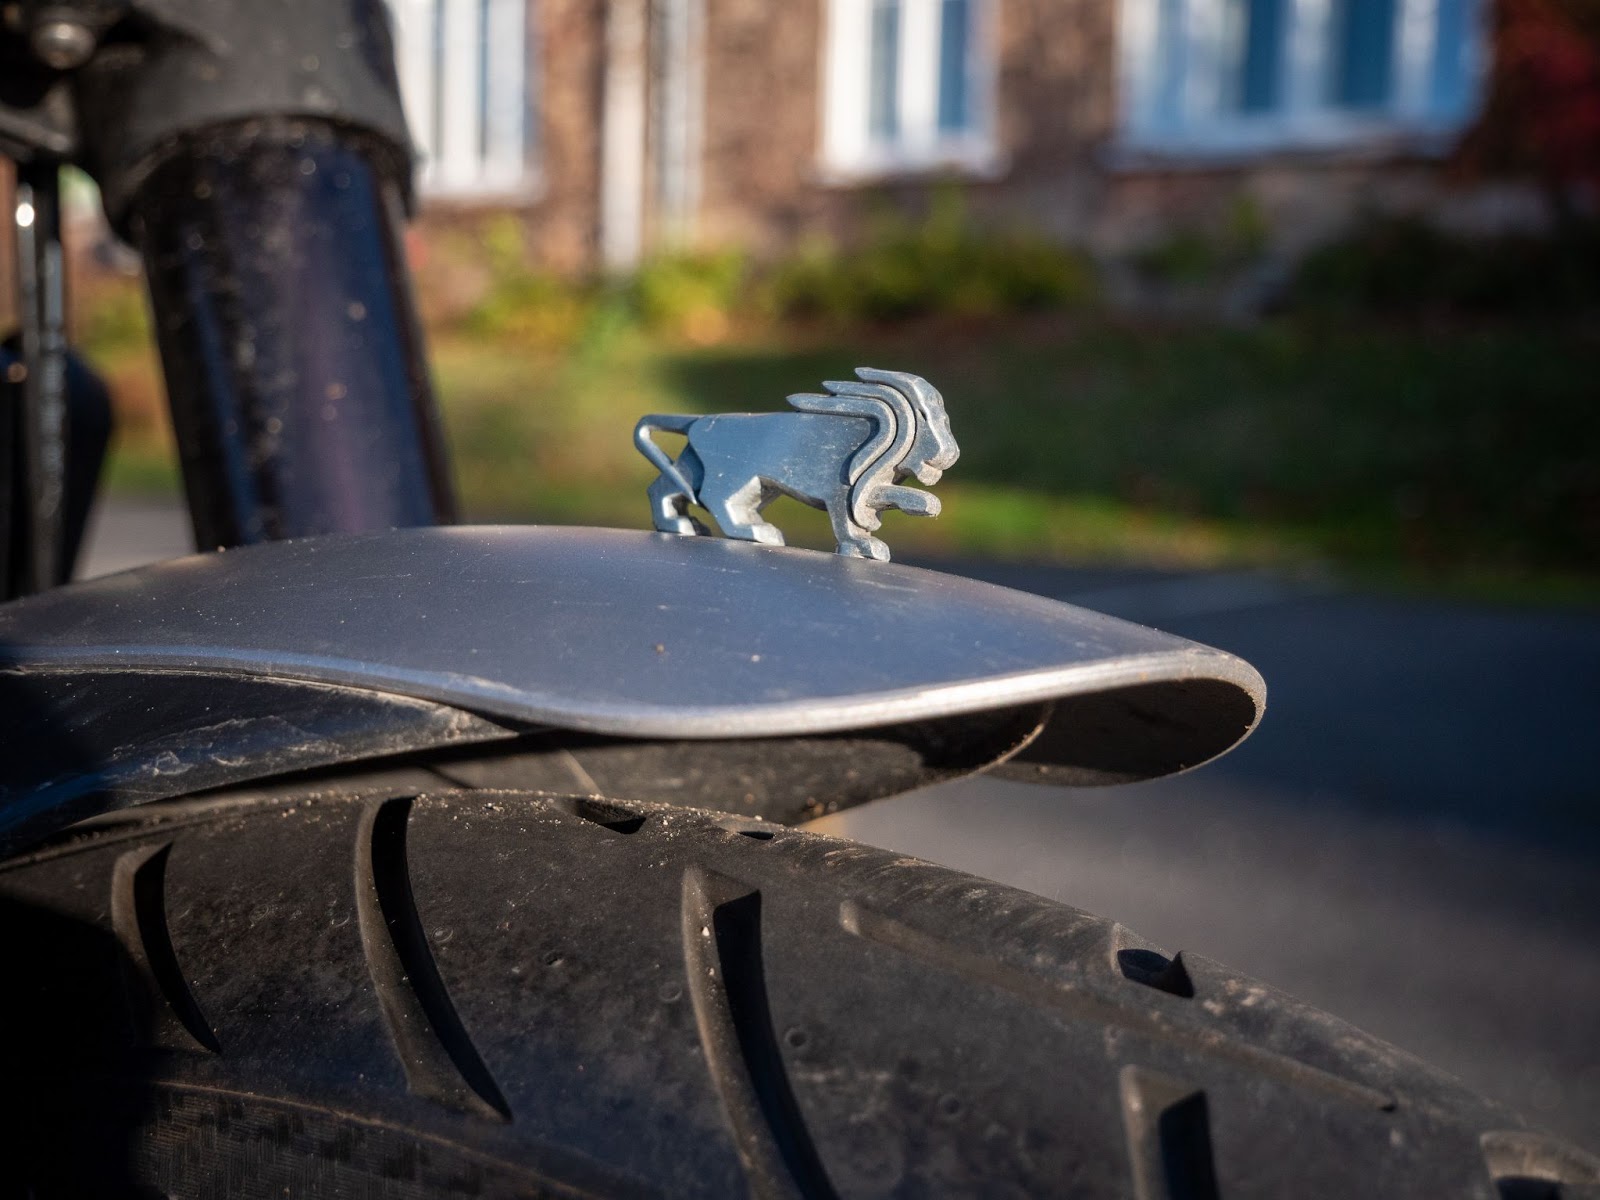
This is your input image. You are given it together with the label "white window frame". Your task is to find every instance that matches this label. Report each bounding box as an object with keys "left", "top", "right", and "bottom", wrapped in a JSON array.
[
  {"left": 388, "top": 0, "right": 537, "bottom": 198},
  {"left": 820, "top": 0, "right": 1002, "bottom": 182},
  {"left": 1115, "top": 0, "right": 1489, "bottom": 161}
]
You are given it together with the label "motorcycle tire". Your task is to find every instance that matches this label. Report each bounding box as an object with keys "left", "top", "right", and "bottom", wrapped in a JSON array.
[{"left": 1, "top": 780, "right": 1594, "bottom": 1199}]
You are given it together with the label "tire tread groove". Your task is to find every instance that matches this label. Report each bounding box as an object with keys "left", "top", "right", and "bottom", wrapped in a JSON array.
[
  {"left": 1120, "top": 1066, "right": 1223, "bottom": 1200},
  {"left": 355, "top": 796, "right": 511, "bottom": 1121},
  {"left": 682, "top": 866, "right": 837, "bottom": 1200},
  {"left": 111, "top": 842, "right": 221, "bottom": 1054}
]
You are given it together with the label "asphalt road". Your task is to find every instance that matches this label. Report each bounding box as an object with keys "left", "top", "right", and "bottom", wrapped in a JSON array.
[{"left": 79, "top": 502, "right": 1600, "bottom": 1151}]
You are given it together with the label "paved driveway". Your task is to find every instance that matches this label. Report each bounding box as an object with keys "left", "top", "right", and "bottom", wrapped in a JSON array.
[{"left": 79, "top": 503, "right": 1600, "bottom": 1150}]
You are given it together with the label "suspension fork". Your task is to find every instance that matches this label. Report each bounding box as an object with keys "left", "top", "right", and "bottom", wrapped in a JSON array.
[
  {"left": 5, "top": 160, "right": 68, "bottom": 594},
  {"left": 128, "top": 119, "right": 456, "bottom": 549}
]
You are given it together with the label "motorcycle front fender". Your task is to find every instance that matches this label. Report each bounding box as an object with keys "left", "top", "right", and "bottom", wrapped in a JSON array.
[{"left": 0, "top": 526, "right": 1264, "bottom": 853}]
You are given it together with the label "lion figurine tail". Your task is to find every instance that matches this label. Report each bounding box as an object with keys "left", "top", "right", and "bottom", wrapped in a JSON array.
[{"left": 634, "top": 414, "right": 700, "bottom": 501}]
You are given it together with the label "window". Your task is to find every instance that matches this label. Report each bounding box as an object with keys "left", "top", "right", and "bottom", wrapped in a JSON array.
[
  {"left": 387, "top": 0, "right": 534, "bottom": 196},
  {"left": 821, "top": 0, "right": 999, "bottom": 179},
  {"left": 1117, "top": 0, "right": 1485, "bottom": 157}
]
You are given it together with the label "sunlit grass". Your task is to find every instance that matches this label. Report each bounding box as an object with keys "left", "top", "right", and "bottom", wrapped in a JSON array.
[{"left": 91, "top": 312, "right": 1600, "bottom": 604}]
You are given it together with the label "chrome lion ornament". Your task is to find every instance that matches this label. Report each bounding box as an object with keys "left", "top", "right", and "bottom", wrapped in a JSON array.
[{"left": 634, "top": 368, "right": 958, "bottom": 561}]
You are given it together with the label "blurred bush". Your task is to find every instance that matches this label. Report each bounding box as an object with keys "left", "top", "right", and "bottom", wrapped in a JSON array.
[
  {"left": 763, "top": 193, "right": 1097, "bottom": 322},
  {"left": 446, "top": 197, "right": 1097, "bottom": 344},
  {"left": 73, "top": 273, "right": 150, "bottom": 357},
  {"left": 1131, "top": 197, "right": 1271, "bottom": 288},
  {"left": 630, "top": 248, "right": 746, "bottom": 341},
  {"left": 459, "top": 216, "right": 593, "bottom": 346},
  {"left": 1289, "top": 216, "right": 1600, "bottom": 316}
]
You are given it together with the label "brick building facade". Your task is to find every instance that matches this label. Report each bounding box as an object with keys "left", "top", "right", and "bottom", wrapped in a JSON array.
[{"left": 377, "top": 0, "right": 1513, "bottom": 270}]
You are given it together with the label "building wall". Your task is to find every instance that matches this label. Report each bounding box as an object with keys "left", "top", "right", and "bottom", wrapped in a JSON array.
[
  {"left": 693, "top": 0, "right": 1122, "bottom": 254},
  {"left": 410, "top": 0, "right": 603, "bottom": 277},
  {"left": 410, "top": 0, "right": 1529, "bottom": 278},
  {"left": 697, "top": 0, "right": 830, "bottom": 253},
  {"left": 986, "top": 0, "right": 1119, "bottom": 235},
  {"left": 526, "top": 0, "right": 607, "bottom": 270},
  {"left": 690, "top": 0, "right": 1507, "bottom": 266}
]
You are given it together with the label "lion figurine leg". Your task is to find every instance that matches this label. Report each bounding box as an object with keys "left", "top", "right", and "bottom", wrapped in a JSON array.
[
  {"left": 837, "top": 535, "right": 890, "bottom": 560},
  {"left": 826, "top": 499, "right": 891, "bottom": 561},
  {"left": 648, "top": 473, "right": 707, "bottom": 537},
  {"left": 699, "top": 476, "right": 786, "bottom": 546}
]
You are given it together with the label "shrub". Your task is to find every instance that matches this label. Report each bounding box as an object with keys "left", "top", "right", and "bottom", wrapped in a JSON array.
[
  {"left": 1289, "top": 216, "right": 1600, "bottom": 317},
  {"left": 74, "top": 276, "right": 150, "bottom": 359},
  {"left": 762, "top": 195, "right": 1097, "bottom": 323},
  {"left": 1130, "top": 197, "right": 1271, "bottom": 287},
  {"left": 445, "top": 195, "right": 1097, "bottom": 342},
  {"left": 630, "top": 248, "right": 747, "bottom": 341},
  {"left": 461, "top": 216, "right": 593, "bottom": 345}
]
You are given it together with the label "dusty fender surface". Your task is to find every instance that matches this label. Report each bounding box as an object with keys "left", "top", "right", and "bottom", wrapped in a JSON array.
[{"left": 0, "top": 525, "right": 1265, "bottom": 849}]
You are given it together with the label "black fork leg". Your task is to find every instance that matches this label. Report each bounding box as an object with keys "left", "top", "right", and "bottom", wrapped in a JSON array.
[
  {"left": 131, "top": 120, "right": 456, "bottom": 550},
  {"left": 4, "top": 160, "right": 69, "bottom": 595}
]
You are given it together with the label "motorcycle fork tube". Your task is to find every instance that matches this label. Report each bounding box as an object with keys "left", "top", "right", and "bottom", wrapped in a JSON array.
[
  {"left": 129, "top": 120, "right": 456, "bottom": 549},
  {"left": 6, "top": 162, "right": 69, "bottom": 595}
]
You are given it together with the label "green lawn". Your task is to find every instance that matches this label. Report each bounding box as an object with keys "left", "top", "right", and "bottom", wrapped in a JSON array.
[{"left": 100, "top": 313, "right": 1600, "bottom": 603}]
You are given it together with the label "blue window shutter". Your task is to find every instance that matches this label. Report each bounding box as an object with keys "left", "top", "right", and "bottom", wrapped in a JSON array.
[
  {"left": 1330, "top": 0, "right": 1397, "bottom": 109},
  {"left": 1239, "top": 0, "right": 1286, "bottom": 111},
  {"left": 938, "top": 0, "right": 972, "bottom": 133},
  {"left": 1430, "top": 0, "right": 1471, "bottom": 116},
  {"left": 870, "top": 0, "right": 902, "bottom": 142}
]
